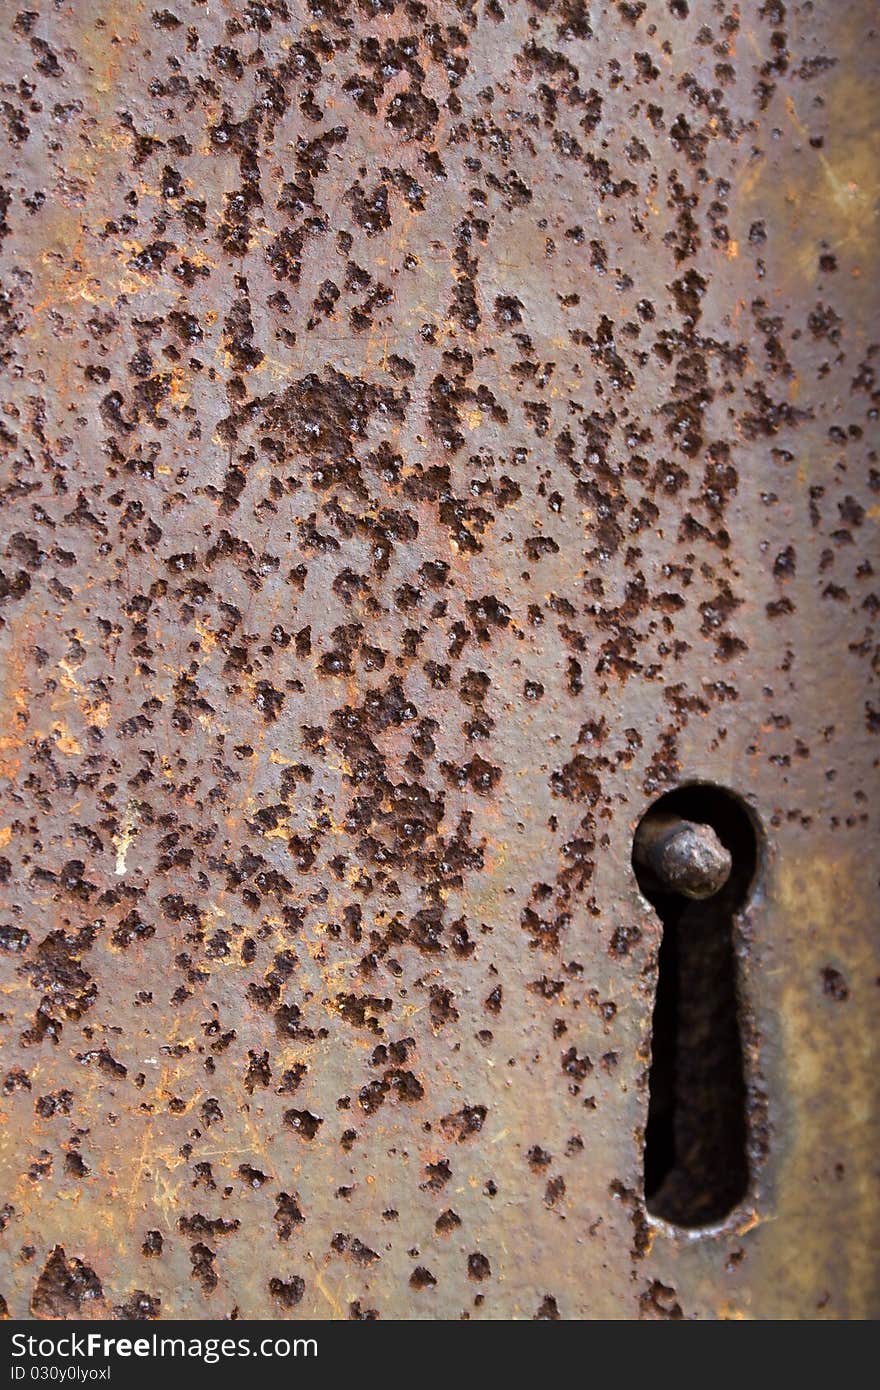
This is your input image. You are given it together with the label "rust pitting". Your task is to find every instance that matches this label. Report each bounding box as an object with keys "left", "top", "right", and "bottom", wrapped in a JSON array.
[{"left": 0, "top": 0, "right": 877, "bottom": 1320}]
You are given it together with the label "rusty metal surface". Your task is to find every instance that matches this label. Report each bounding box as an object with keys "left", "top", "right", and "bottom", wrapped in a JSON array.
[{"left": 0, "top": 0, "right": 877, "bottom": 1320}]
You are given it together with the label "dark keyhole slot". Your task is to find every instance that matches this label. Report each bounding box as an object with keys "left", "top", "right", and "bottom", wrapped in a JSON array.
[{"left": 633, "top": 786, "right": 758, "bottom": 1228}]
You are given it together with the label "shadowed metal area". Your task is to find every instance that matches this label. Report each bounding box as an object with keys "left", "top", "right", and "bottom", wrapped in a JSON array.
[{"left": 0, "top": 0, "right": 877, "bottom": 1320}]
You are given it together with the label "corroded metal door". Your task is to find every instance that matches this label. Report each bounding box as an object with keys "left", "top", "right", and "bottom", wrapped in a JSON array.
[{"left": 0, "top": 0, "right": 877, "bottom": 1320}]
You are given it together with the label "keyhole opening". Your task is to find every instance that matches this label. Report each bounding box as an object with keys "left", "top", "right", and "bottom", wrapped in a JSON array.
[{"left": 633, "top": 785, "right": 759, "bottom": 1229}]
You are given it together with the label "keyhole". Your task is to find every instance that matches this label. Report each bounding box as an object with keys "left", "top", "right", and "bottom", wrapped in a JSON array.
[{"left": 632, "top": 785, "right": 760, "bottom": 1228}]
